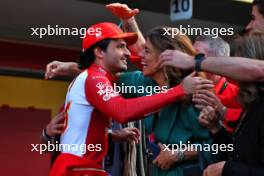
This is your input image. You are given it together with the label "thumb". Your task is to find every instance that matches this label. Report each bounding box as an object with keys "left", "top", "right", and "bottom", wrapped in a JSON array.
[
  {"left": 158, "top": 143, "right": 165, "bottom": 150},
  {"left": 132, "top": 8, "right": 139, "bottom": 15}
]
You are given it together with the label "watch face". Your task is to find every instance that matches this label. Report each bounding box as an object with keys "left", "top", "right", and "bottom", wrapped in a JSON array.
[{"left": 195, "top": 54, "right": 205, "bottom": 72}]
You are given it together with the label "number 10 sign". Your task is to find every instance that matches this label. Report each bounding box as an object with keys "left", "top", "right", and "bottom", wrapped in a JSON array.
[{"left": 170, "top": 0, "right": 193, "bottom": 21}]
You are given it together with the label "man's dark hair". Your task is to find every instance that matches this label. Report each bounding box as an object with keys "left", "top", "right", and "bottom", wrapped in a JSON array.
[
  {"left": 253, "top": 0, "right": 264, "bottom": 16},
  {"left": 78, "top": 38, "right": 112, "bottom": 69}
]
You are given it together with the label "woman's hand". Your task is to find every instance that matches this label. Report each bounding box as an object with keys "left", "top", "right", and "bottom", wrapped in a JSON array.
[
  {"left": 153, "top": 143, "right": 178, "bottom": 170},
  {"left": 181, "top": 72, "right": 214, "bottom": 95}
]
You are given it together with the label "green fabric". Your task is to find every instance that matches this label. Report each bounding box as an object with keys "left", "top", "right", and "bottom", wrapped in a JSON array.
[
  {"left": 117, "top": 71, "right": 215, "bottom": 176},
  {"left": 152, "top": 103, "right": 215, "bottom": 176}
]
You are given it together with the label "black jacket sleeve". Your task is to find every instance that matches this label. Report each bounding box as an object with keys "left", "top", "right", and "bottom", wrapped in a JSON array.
[
  {"left": 223, "top": 161, "right": 264, "bottom": 176},
  {"left": 222, "top": 117, "right": 264, "bottom": 176},
  {"left": 211, "top": 127, "right": 233, "bottom": 161}
]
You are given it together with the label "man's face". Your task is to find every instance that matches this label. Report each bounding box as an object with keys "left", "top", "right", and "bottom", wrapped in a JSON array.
[
  {"left": 193, "top": 41, "right": 210, "bottom": 56},
  {"left": 246, "top": 5, "right": 264, "bottom": 31},
  {"left": 102, "top": 39, "right": 131, "bottom": 74}
]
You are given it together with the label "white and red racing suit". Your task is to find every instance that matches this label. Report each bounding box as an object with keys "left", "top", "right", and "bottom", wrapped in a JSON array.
[{"left": 49, "top": 63, "right": 185, "bottom": 176}]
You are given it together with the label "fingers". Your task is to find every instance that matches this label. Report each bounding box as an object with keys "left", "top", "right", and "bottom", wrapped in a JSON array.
[
  {"left": 128, "top": 127, "right": 140, "bottom": 137},
  {"left": 54, "top": 129, "right": 63, "bottom": 135},
  {"left": 56, "top": 124, "right": 65, "bottom": 129},
  {"left": 203, "top": 168, "right": 208, "bottom": 176},
  {"left": 194, "top": 79, "right": 214, "bottom": 91},
  {"left": 186, "top": 71, "right": 197, "bottom": 78},
  {"left": 45, "top": 62, "right": 54, "bottom": 79},
  {"left": 195, "top": 89, "right": 216, "bottom": 98},
  {"left": 153, "top": 157, "right": 158, "bottom": 165},
  {"left": 203, "top": 106, "right": 217, "bottom": 122},
  {"left": 197, "top": 79, "right": 213, "bottom": 85},
  {"left": 128, "top": 132, "right": 139, "bottom": 144},
  {"left": 196, "top": 84, "right": 214, "bottom": 92},
  {"left": 158, "top": 143, "right": 165, "bottom": 150},
  {"left": 193, "top": 97, "right": 214, "bottom": 107},
  {"left": 158, "top": 56, "right": 173, "bottom": 68},
  {"left": 198, "top": 114, "right": 210, "bottom": 126},
  {"left": 53, "top": 112, "right": 65, "bottom": 123},
  {"left": 105, "top": 3, "right": 139, "bottom": 19},
  {"left": 152, "top": 152, "right": 162, "bottom": 167},
  {"left": 194, "top": 104, "right": 205, "bottom": 110},
  {"left": 124, "top": 127, "right": 140, "bottom": 144},
  {"left": 132, "top": 8, "right": 140, "bottom": 15},
  {"left": 193, "top": 94, "right": 215, "bottom": 105},
  {"left": 45, "top": 61, "right": 59, "bottom": 79},
  {"left": 159, "top": 49, "right": 175, "bottom": 57}
]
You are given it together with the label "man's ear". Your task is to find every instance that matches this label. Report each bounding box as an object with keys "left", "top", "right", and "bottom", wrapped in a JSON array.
[{"left": 93, "top": 47, "right": 104, "bottom": 60}]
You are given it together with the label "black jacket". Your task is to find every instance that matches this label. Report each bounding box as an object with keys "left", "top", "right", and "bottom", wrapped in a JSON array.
[{"left": 212, "top": 96, "right": 264, "bottom": 176}]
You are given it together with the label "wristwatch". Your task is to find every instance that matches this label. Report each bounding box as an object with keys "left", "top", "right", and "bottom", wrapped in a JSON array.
[{"left": 194, "top": 53, "right": 206, "bottom": 72}]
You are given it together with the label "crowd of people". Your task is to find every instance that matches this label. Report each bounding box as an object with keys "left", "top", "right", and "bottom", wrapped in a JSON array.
[{"left": 41, "top": 1, "right": 264, "bottom": 176}]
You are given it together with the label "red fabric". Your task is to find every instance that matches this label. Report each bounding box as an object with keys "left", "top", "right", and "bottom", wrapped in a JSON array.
[
  {"left": 215, "top": 77, "right": 242, "bottom": 132},
  {"left": 82, "top": 22, "right": 137, "bottom": 50},
  {"left": 83, "top": 109, "right": 109, "bottom": 164},
  {"left": 129, "top": 49, "right": 142, "bottom": 69},
  {"left": 49, "top": 153, "right": 105, "bottom": 176},
  {"left": 130, "top": 54, "right": 142, "bottom": 69}
]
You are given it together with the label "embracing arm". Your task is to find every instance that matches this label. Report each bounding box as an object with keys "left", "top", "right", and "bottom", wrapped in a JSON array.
[
  {"left": 85, "top": 74, "right": 186, "bottom": 124},
  {"left": 158, "top": 50, "right": 264, "bottom": 82},
  {"left": 201, "top": 56, "right": 264, "bottom": 82}
]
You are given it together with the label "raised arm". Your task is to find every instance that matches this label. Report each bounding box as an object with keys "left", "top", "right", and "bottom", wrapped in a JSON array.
[{"left": 106, "top": 3, "right": 145, "bottom": 58}]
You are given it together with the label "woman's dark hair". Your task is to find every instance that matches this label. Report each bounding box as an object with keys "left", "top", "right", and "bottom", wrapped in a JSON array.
[
  {"left": 253, "top": 0, "right": 264, "bottom": 17},
  {"left": 77, "top": 38, "right": 112, "bottom": 69},
  {"left": 233, "top": 31, "right": 264, "bottom": 107}
]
